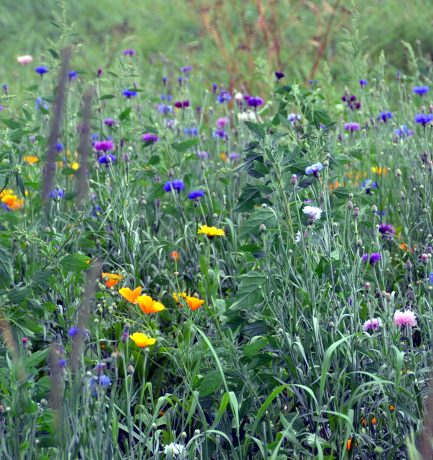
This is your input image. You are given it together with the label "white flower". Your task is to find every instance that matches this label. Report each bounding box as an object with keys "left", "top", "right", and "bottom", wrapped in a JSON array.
[
  {"left": 17, "top": 55, "right": 33, "bottom": 65},
  {"left": 164, "top": 443, "right": 185, "bottom": 458},
  {"left": 295, "top": 231, "right": 302, "bottom": 243},
  {"left": 238, "top": 110, "right": 258, "bottom": 122},
  {"left": 234, "top": 92, "right": 243, "bottom": 101},
  {"left": 303, "top": 206, "right": 322, "bottom": 222}
]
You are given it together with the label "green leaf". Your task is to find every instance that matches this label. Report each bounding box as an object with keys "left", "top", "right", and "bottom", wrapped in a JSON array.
[
  {"left": 230, "top": 272, "right": 266, "bottom": 311},
  {"left": 199, "top": 370, "right": 223, "bottom": 397},
  {"left": 234, "top": 184, "right": 272, "bottom": 212},
  {"left": 244, "top": 121, "right": 266, "bottom": 139},
  {"left": 61, "top": 253, "right": 90, "bottom": 272},
  {"left": 171, "top": 139, "right": 198, "bottom": 153},
  {"left": 243, "top": 337, "right": 268, "bottom": 358},
  {"left": 99, "top": 94, "right": 115, "bottom": 100},
  {"left": 239, "top": 207, "right": 277, "bottom": 239},
  {"left": 0, "top": 245, "right": 13, "bottom": 287},
  {"left": 119, "top": 107, "right": 132, "bottom": 121}
]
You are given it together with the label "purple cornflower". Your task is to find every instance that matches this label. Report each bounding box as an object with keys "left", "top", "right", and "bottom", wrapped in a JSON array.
[
  {"left": 49, "top": 188, "right": 65, "bottom": 199},
  {"left": 35, "top": 66, "right": 48, "bottom": 75},
  {"left": 2, "top": 84, "right": 8, "bottom": 95},
  {"left": 429, "top": 273, "right": 433, "bottom": 284},
  {"left": 246, "top": 96, "right": 264, "bottom": 108},
  {"left": 379, "top": 223, "right": 396, "bottom": 238},
  {"left": 213, "top": 129, "right": 227, "bottom": 139},
  {"left": 123, "top": 49, "right": 136, "bottom": 56},
  {"left": 98, "top": 154, "right": 116, "bottom": 165},
  {"left": 122, "top": 89, "right": 137, "bottom": 99},
  {"left": 58, "top": 359, "right": 67, "bottom": 368},
  {"left": 305, "top": 162, "right": 324, "bottom": 176},
  {"left": 188, "top": 190, "right": 205, "bottom": 200},
  {"left": 414, "top": 113, "right": 433, "bottom": 126},
  {"left": 104, "top": 118, "right": 115, "bottom": 127},
  {"left": 212, "top": 83, "right": 218, "bottom": 93},
  {"left": 180, "top": 65, "right": 192, "bottom": 73},
  {"left": 197, "top": 151, "right": 209, "bottom": 160},
  {"left": 369, "top": 252, "right": 382, "bottom": 265},
  {"left": 68, "top": 326, "right": 79, "bottom": 337},
  {"left": 217, "top": 90, "right": 231, "bottom": 104},
  {"left": 344, "top": 122, "right": 360, "bottom": 132},
  {"left": 174, "top": 100, "right": 190, "bottom": 109},
  {"left": 94, "top": 140, "right": 114, "bottom": 152},
  {"left": 363, "top": 318, "right": 382, "bottom": 333},
  {"left": 163, "top": 180, "right": 185, "bottom": 192},
  {"left": 216, "top": 117, "right": 229, "bottom": 129},
  {"left": 359, "top": 79, "right": 368, "bottom": 88},
  {"left": 275, "top": 71, "right": 285, "bottom": 80},
  {"left": 378, "top": 111, "right": 393, "bottom": 123},
  {"left": 68, "top": 71, "right": 78, "bottom": 80},
  {"left": 142, "top": 133, "right": 159, "bottom": 143},
  {"left": 413, "top": 86, "right": 429, "bottom": 95},
  {"left": 229, "top": 152, "right": 240, "bottom": 161}
]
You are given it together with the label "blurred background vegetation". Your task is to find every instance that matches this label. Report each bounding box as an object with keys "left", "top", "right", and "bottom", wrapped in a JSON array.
[{"left": 1, "top": 0, "right": 433, "bottom": 90}]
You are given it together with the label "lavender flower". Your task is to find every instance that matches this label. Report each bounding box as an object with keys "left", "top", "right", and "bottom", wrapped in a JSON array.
[{"left": 104, "top": 118, "right": 115, "bottom": 127}]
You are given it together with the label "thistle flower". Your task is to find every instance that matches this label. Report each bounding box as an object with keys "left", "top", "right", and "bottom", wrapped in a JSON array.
[
  {"left": 303, "top": 206, "right": 322, "bottom": 223},
  {"left": 17, "top": 55, "right": 33, "bottom": 65},
  {"left": 122, "top": 89, "right": 137, "bottom": 99},
  {"left": 394, "top": 310, "right": 417, "bottom": 327},
  {"left": 197, "top": 225, "right": 225, "bottom": 238},
  {"left": 35, "top": 66, "right": 48, "bottom": 75},
  {"left": 188, "top": 190, "right": 205, "bottom": 200},
  {"left": 363, "top": 318, "right": 382, "bottom": 333},
  {"left": 130, "top": 332, "right": 156, "bottom": 348},
  {"left": 305, "top": 162, "right": 323, "bottom": 176},
  {"left": 94, "top": 140, "right": 114, "bottom": 152},
  {"left": 142, "top": 133, "right": 159, "bottom": 143},
  {"left": 413, "top": 86, "right": 429, "bottom": 95}
]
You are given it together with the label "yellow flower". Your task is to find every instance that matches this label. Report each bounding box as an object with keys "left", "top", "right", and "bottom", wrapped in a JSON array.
[
  {"left": 119, "top": 286, "right": 142, "bottom": 304},
  {"left": 70, "top": 162, "right": 80, "bottom": 170},
  {"left": 130, "top": 332, "right": 156, "bottom": 348},
  {"left": 197, "top": 225, "right": 225, "bottom": 238},
  {"left": 371, "top": 166, "right": 388, "bottom": 176},
  {"left": 23, "top": 155, "right": 39, "bottom": 165},
  {"left": 220, "top": 152, "right": 228, "bottom": 162},
  {"left": 0, "top": 189, "right": 24, "bottom": 210},
  {"left": 102, "top": 272, "right": 123, "bottom": 288},
  {"left": 136, "top": 295, "right": 165, "bottom": 314}
]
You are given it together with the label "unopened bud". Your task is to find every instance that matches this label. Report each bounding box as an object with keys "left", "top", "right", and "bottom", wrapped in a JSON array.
[{"left": 259, "top": 223, "right": 266, "bottom": 232}]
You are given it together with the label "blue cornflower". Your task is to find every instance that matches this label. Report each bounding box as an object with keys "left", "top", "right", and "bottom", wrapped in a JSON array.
[
  {"left": 2, "top": 84, "right": 8, "bottom": 95},
  {"left": 212, "top": 83, "right": 218, "bottom": 93},
  {"left": 415, "top": 113, "right": 433, "bottom": 126},
  {"left": 56, "top": 142, "right": 64, "bottom": 152},
  {"left": 98, "top": 154, "right": 116, "bottom": 165},
  {"left": 122, "top": 89, "right": 137, "bottom": 99},
  {"left": 49, "top": 188, "right": 65, "bottom": 199},
  {"left": 35, "top": 66, "right": 48, "bottom": 75},
  {"left": 58, "top": 359, "right": 67, "bottom": 368},
  {"left": 68, "top": 70, "right": 78, "bottom": 80},
  {"left": 305, "top": 162, "right": 324, "bottom": 176},
  {"left": 158, "top": 104, "right": 173, "bottom": 114},
  {"left": 360, "top": 179, "right": 378, "bottom": 194},
  {"left": 188, "top": 190, "right": 205, "bottom": 200},
  {"left": 217, "top": 90, "right": 231, "bottom": 104},
  {"left": 359, "top": 79, "right": 368, "bottom": 88},
  {"left": 163, "top": 180, "right": 185, "bottom": 192},
  {"left": 36, "top": 97, "right": 49, "bottom": 111},
  {"left": 394, "top": 125, "right": 414, "bottom": 139},
  {"left": 429, "top": 273, "right": 433, "bottom": 284},
  {"left": 68, "top": 326, "right": 79, "bottom": 337},
  {"left": 378, "top": 111, "right": 393, "bottom": 123},
  {"left": 89, "top": 375, "right": 111, "bottom": 396},
  {"left": 184, "top": 127, "right": 198, "bottom": 136},
  {"left": 413, "top": 86, "right": 429, "bottom": 95}
]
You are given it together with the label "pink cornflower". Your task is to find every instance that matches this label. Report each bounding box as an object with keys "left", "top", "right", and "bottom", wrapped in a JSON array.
[
  {"left": 394, "top": 310, "right": 417, "bottom": 328},
  {"left": 363, "top": 318, "right": 382, "bottom": 333},
  {"left": 17, "top": 55, "right": 33, "bottom": 65}
]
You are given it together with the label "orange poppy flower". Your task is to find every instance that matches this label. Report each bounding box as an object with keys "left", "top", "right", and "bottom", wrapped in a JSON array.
[
  {"left": 170, "top": 250, "right": 180, "bottom": 261},
  {"left": 136, "top": 295, "right": 165, "bottom": 314},
  {"left": 389, "top": 405, "right": 395, "bottom": 412},
  {"left": 102, "top": 273, "right": 123, "bottom": 288},
  {"left": 173, "top": 292, "right": 205, "bottom": 311},
  {"left": 371, "top": 417, "right": 377, "bottom": 425},
  {"left": 346, "top": 438, "right": 352, "bottom": 451},
  {"left": 119, "top": 286, "right": 142, "bottom": 304}
]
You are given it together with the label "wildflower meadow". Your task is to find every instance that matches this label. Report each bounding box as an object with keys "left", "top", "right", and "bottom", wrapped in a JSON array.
[{"left": 2, "top": 1, "right": 433, "bottom": 459}]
